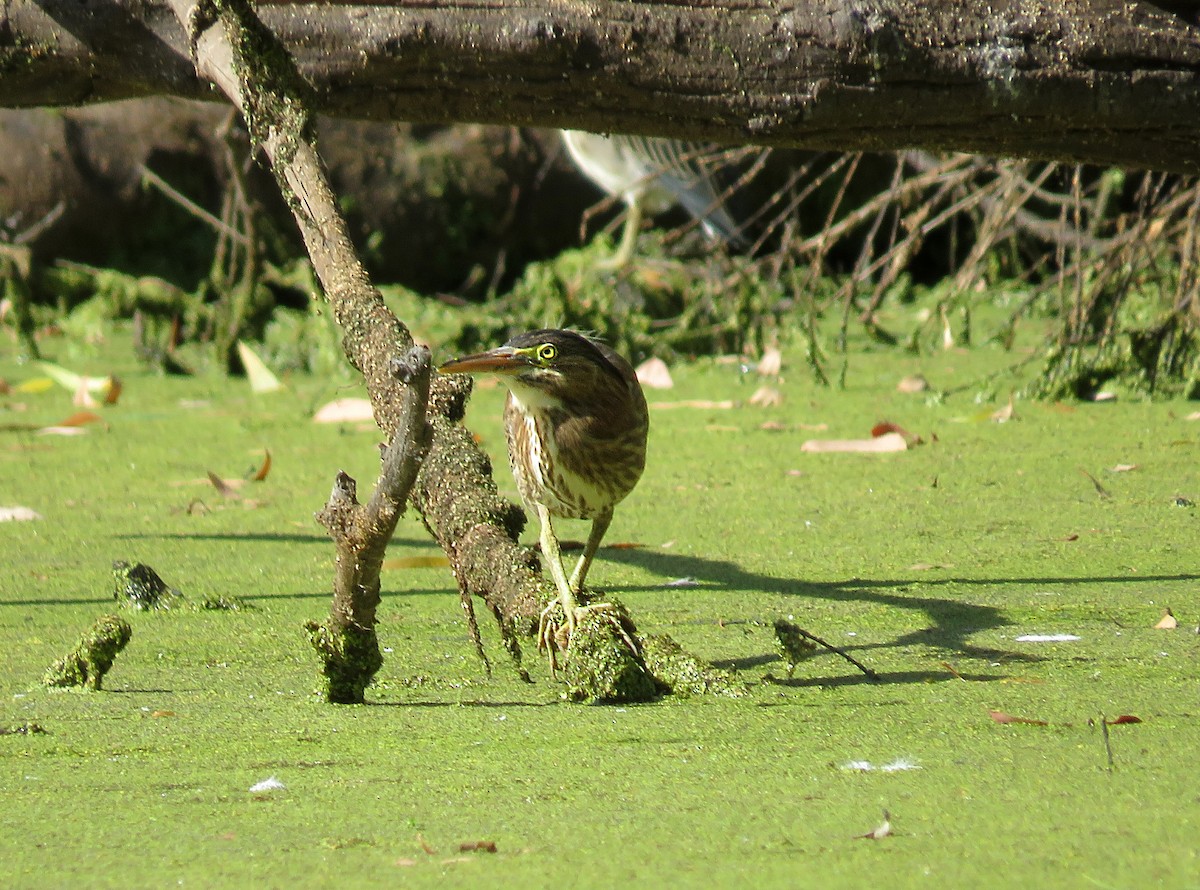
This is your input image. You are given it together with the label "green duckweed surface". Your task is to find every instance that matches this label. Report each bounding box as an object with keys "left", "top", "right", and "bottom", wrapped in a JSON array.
[{"left": 1, "top": 315, "right": 1198, "bottom": 888}]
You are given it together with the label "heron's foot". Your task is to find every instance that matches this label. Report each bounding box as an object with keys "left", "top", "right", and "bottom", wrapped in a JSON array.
[
  {"left": 537, "top": 601, "right": 639, "bottom": 672},
  {"left": 536, "top": 602, "right": 569, "bottom": 673}
]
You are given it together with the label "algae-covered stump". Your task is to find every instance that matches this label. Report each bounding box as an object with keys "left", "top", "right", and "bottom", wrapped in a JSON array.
[{"left": 43, "top": 614, "right": 132, "bottom": 690}]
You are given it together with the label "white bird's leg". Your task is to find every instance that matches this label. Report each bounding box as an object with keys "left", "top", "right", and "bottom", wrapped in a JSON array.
[{"left": 599, "top": 196, "right": 643, "bottom": 270}]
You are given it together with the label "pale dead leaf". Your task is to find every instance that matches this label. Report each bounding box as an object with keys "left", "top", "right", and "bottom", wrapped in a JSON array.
[
  {"left": 760, "top": 420, "right": 788, "bottom": 431},
  {"left": 1089, "top": 391, "right": 1118, "bottom": 402},
  {"left": 748, "top": 385, "right": 783, "bottom": 407},
  {"left": 635, "top": 357, "right": 674, "bottom": 390},
  {"left": 236, "top": 341, "right": 284, "bottom": 393},
  {"left": 988, "top": 709, "right": 1048, "bottom": 726},
  {"left": 34, "top": 361, "right": 110, "bottom": 394},
  {"left": 801, "top": 432, "right": 908, "bottom": 453},
  {"left": 991, "top": 396, "right": 1016, "bottom": 423},
  {"left": 0, "top": 506, "right": 42, "bottom": 522},
  {"left": 897, "top": 374, "right": 929, "bottom": 394},
  {"left": 313, "top": 397, "right": 374, "bottom": 424},
  {"left": 36, "top": 425, "right": 88, "bottom": 436},
  {"left": 1108, "top": 464, "right": 1138, "bottom": 473},
  {"left": 857, "top": 811, "right": 893, "bottom": 840},
  {"left": 1154, "top": 608, "right": 1178, "bottom": 630},
  {"left": 1185, "top": 411, "right": 1200, "bottom": 421},
  {"left": 756, "top": 347, "right": 782, "bottom": 377},
  {"left": 73, "top": 377, "right": 98, "bottom": 408}
]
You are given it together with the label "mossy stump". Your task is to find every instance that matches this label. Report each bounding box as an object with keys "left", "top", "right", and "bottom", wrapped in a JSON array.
[
  {"left": 43, "top": 614, "right": 132, "bottom": 691},
  {"left": 305, "top": 619, "right": 384, "bottom": 704}
]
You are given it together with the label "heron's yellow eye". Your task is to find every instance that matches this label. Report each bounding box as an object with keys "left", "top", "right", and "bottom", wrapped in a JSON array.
[{"left": 536, "top": 343, "right": 557, "bottom": 363}]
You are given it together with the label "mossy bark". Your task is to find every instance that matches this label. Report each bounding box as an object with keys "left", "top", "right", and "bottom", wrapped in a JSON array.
[{"left": 43, "top": 615, "right": 132, "bottom": 691}]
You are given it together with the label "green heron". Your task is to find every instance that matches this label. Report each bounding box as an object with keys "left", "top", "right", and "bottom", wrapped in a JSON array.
[
  {"left": 560, "top": 130, "right": 746, "bottom": 267},
  {"left": 439, "top": 329, "right": 649, "bottom": 652}
]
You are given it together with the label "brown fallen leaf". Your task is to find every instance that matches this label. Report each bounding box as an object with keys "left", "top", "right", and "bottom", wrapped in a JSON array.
[
  {"left": 1106, "top": 715, "right": 1142, "bottom": 725},
  {"left": 801, "top": 432, "right": 908, "bottom": 453},
  {"left": 1061, "top": 533, "right": 1079, "bottom": 542},
  {"left": 57, "top": 410, "right": 105, "bottom": 427},
  {"left": 941, "top": 661, "right": 966, "bottom": 681},
  {"left": 1081, "top": 469, "right": 1111, "bottom": 499},
  {"left": 1154, "top": 608, "right": 1178, "bottom": 630},
  {"left": 871, "top": 421, "right": 923, "bottom": 446},
  {"left": 207, "top": 471, "right": 242, "bottom": 498},
  {"left": 459, "top": 841, "right": 497, "bottom": 853},
  {"left": 103, "top": 376, "right": 123, "bottom": 405},
  {"left": 988, "top": 709, "right": 1048, "bottom": 726},
  {"left": 635, "top": 357, "right": 674, "bottom": 390},
  {"left": 416, "top": 834, "right": 436, "bottom": 855},
  {"left": 896, "top": 374, "right": 929, "bottom": 394},
  {"left": 252, "top": 449, "right": 272, "bottom": 482}
]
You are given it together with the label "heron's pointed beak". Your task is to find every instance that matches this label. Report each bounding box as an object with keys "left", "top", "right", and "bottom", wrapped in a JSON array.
[{"left": 438, "top": 346, "right": 529, "bottom": 376}]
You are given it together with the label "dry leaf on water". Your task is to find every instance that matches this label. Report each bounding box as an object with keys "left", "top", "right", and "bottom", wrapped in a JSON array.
[
  {"left": 54, "top": 411, "right": 105, "bottom": 428},
  {"left": 871, "top": 421, "right": 923, "bottom": 447},
  {"left": 801, "top": 432, "right": 908, "bottom": 453},
  {"left": 207, "top": 471, "right": 242, "bottom": 497},
  {"left": 1080, "top": 469, "right": 1111, "bottom": 499},
  {"left": 635, "top": 357, "right": 674, "bottom": 390},
  {"left": 896, "top": 374, "right": 929, "bottom": 394},
  {"left": 236, "top": 341, "right": 284, "bottom": 393},
  {"left": 0, "top": 506, "right": 42, "bottom": 522},
  {"left": 856, "top": 811, "right": 893, "bottom": 840},
  {"left": 459, "top": 841, "right": 497, "bottom": 853},
  {"left": 988, "top": 709, "right": 1049, "bottom": 726},
  {"left": 1154, "top": 609, "right": 1178, "bottom": 629},
  {"left": 313, "top": 397, "right": 374, "bottom": 424},
  {"left": 991, "top": 396, "right": 1017, "bottom": 423},
  {"left": 251, "top": 450, "right": 272, "bottom": 482},
  {"left": 748, "top": 385, "right": 783, "bottom": 407}
]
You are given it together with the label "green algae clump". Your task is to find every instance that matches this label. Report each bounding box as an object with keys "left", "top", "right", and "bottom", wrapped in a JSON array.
[{"left": 43, "top": 614, "right": 132, "bottom": 691}]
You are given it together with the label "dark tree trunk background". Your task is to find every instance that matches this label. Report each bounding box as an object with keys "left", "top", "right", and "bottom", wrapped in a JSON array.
[{"left": 3, "top": 1, "right": 1199, "bottom": 173}]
